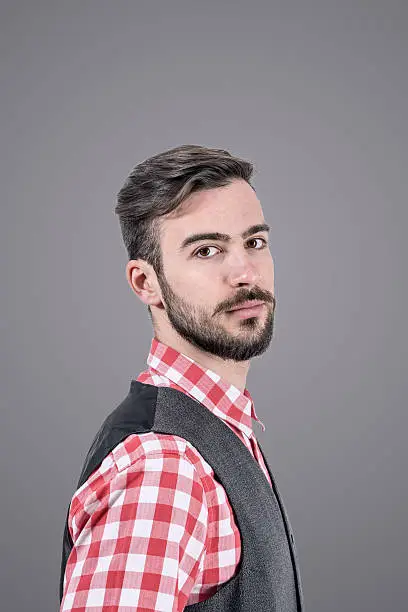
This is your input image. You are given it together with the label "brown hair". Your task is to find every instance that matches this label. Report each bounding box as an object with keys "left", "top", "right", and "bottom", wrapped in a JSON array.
[{"left": 115, "top": 144, "right": 255, "bottom": 316}]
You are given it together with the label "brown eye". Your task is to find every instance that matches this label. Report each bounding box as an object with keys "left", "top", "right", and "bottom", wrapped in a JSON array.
[
  {"left": 248, "top": 237, "right": 267, "bottom": 249},
  {"left": 194, "top": 246, "right": 221, "bottom": 259},
  {"left": 193, "top": 238, "right": 267, "bottom": 259}
]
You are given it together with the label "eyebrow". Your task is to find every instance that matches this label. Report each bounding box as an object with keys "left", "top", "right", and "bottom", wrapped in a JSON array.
[{"left": 178, "top": 223, "right": 270, "bottom": 252}]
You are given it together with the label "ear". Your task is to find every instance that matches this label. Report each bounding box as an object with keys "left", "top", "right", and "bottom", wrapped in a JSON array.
[{"left": 125, "top": 260, "right": 162, "bottom": 307}]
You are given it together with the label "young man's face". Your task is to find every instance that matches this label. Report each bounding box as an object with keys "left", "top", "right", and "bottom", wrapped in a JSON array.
[{"left": 154, "top": 178, "right": 276, "bottom": 361}]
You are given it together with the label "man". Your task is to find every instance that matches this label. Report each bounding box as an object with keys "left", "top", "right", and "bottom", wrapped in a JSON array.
[{"left": 59, "top": 144, "right": 304, "bottom": 611}]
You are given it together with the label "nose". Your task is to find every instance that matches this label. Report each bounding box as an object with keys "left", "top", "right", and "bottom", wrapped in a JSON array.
[{"left": 226, "top": 253, "right": 261, "bottom": 287}]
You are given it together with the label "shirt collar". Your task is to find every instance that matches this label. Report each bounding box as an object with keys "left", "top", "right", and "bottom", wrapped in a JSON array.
[{"left": 137, "top": 336, "right": 266, "bottom": 439}]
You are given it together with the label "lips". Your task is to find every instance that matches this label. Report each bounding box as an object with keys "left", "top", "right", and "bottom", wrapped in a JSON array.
[{"left": 228, "top": 300, "right": 265, "bottom": 311}]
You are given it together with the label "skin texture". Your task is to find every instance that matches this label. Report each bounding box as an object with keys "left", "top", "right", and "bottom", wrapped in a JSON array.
[{"left": 126, "top": 178, "right": 276, "bottom": 392}]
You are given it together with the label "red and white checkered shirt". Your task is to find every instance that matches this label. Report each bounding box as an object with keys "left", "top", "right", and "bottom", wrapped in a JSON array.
[{"left": 61, "top": 337, "right": 272, "bottom": 611}]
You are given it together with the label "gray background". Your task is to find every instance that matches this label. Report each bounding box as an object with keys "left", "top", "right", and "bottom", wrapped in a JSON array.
[{"left": 1, "top": 1, "right": 407, "bottom": 610}]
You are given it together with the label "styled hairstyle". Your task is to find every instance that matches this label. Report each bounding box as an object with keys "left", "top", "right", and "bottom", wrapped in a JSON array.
[{"left": 115, "top": 144, "right": 255, "bottom": 317}]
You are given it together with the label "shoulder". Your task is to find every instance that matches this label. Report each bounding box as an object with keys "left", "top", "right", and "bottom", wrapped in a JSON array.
[
  {"left": 111, "top": 432, "right": 218, "bottom": 497},
  {"left": 70, "top": 432, "right": 214, "bottom": 514}
]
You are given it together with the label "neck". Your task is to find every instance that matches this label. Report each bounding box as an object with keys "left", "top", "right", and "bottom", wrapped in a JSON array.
[{"left": 153, "top": 327, "right": 251, "bottom": 393}]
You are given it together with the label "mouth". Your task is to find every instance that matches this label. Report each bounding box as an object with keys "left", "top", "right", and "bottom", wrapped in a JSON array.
[
  {"left": 226, "top": 302, "right": 266, "bottom": 319},
  {"left": 228, "top": 301, "right": 265, "bottom": 312}
]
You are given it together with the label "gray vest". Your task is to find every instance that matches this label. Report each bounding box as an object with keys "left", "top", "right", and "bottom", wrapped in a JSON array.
[{"left": 60, "top": 380, "right": 305, "bottom": 611}]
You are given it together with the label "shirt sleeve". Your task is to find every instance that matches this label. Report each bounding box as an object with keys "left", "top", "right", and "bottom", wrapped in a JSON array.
[{"left": 60, "top": 449, "right": 209, "bottom": 611}]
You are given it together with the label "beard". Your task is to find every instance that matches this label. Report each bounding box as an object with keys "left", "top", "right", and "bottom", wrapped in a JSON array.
[{"left": 156, "top": 269, "right": 276, "bottom": 362}]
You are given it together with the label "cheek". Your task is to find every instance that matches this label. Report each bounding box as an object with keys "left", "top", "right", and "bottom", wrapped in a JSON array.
[
  {"left": 182, "top": 273, "right": 213, "bottom": 296},
  {"left": 266, "top": 256, "right": 274, "bottom": 284},
  {"left": 169, "top": 268, "right": 214, "bottom": 297}
]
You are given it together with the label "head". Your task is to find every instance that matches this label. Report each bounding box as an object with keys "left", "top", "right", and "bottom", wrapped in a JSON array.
[{"left": 115, "top": 144, "right": 275, "bottom": 362}]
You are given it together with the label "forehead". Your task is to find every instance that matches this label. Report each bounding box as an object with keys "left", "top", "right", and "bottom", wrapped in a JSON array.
[{"left": 160, "top": 179, "right": 265, "bottom": 243}]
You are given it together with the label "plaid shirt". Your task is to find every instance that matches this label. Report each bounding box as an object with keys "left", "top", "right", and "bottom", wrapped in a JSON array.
[{"left": 61, "top": 337, "right": 272, "bottom": 611}]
